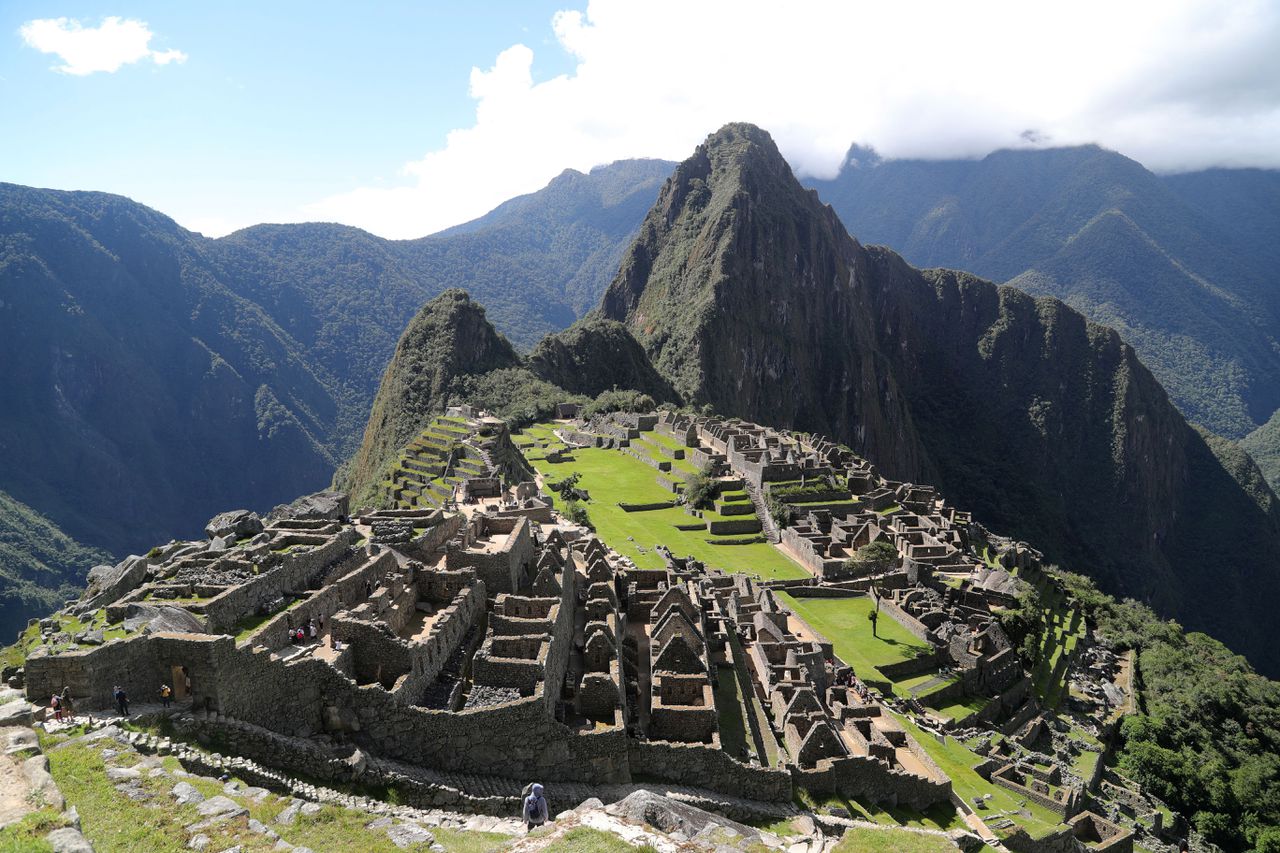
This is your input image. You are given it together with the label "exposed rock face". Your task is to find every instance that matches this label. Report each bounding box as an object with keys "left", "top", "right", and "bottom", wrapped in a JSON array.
[
  {"left": 266, "top": 491, "right": 349, "bottom": 522},
  {"left": 204, "top": 510, "right": 264, "bottom": 541},
  {"left": 528, "top": 317, "right": 678, "bottom": 402},
  {"left": 600, "top": 122, "right": 1280, "bottom": 676},
  {"left": 341, "top": 290, "right": 521, "bottom": 504},
  {"left": 80, "top": 555, "right": 149, "bottom": 611}
]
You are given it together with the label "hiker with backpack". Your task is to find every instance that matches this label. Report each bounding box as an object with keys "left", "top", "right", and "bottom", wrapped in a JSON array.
[
  {"left": 50, "top": 693, "right": 63, "bottom": 723},
  {"left": 60, "top": 687, "right": 74, "bottom": 722},
  {"left": 113, "top": 685, "right": 129, "bottom": 716},
  {"left": 522, "top": 782, "right": 549, "bottom": 832},
  {"left": 160, "top": 683, "right": 172, "bottom": 708}
]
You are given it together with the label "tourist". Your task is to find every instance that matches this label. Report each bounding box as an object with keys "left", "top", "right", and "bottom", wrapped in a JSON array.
[
  {"left": 60, "top": 686, "right": 74, "bottom": 722},
  {"left": 160, "top": 683, "right": 172, "bottom": 708},
  {"left": 183, "top": 668, "right": 192, "bottom": 697},
  {"left": 309, "top": 619, "right": 317, "bottom": 640},
  {"left": 113, "top": 685, "right": 129, "bottom": 716},
  {"left": 522, "top": 782, "right": 549, "bottom": 832},
  {"left": 50, "top": 693, "right": 62, "bottom": 722}
]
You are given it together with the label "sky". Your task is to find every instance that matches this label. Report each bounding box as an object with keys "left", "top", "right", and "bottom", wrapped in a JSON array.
[{"left": 4, "top": 0, "right": 1279, "bottom": 239}]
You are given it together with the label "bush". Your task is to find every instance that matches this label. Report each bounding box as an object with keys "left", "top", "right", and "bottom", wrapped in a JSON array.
[
  {"left": 564, "top": 498, "right": 591, "bottom": 529},
  {"left": 683, "top": 463, "right": 719, "bottom": 510}
]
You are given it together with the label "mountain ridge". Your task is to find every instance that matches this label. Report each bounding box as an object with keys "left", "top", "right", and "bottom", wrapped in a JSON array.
[{"left": 600, "top": 123, "right": 1280, "bottom": 676}]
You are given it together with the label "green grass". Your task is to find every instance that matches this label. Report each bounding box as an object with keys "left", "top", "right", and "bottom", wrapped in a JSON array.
[
  {"left": 0, "top": 807, "right": 67, "bottom": 853},
  {"left": 44, "top": 738, "right": 509, "bottom": 853},
  {"left": 831, "top": 825, "right": 961, "bottom": 852},
  {"left": 777, "top": 594, "right": 931, "bottom": 682},
  {"left": 527, "top": 438, "right": 808, "bottom": 581},
  {"left": 932, "top": 695, "right": 991, "bottom": 722}
]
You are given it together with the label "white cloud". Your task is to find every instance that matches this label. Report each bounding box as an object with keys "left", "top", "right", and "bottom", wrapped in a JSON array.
[
  {"left": 302, "top": 0, "right": 1280, "bottom": 239},
  {"left": 19, "top": 16, "right": 187, "bottom": 76}
]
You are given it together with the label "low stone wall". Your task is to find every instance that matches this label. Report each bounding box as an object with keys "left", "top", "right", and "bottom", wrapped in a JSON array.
[
  {"left": 627, "top": 740, "right": 792, "bottom": 803},
  {"left": 618, "top": 501, "right": 678, "bottom": 512},
  {"left": 707, "top": 518, "right": 763, "bottom": 536},
  {"left": 795, "top": 755, "right": 951, "bottom": 810}
]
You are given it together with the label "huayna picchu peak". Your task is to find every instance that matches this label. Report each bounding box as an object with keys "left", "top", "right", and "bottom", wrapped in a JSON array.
[{"left": 4, "top": 125, "right": 1278, "bottom": 853}]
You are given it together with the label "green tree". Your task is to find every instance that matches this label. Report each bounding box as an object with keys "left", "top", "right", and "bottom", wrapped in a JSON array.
[{"left": 682, "top": 463, "right": 719, "bottom": 510}]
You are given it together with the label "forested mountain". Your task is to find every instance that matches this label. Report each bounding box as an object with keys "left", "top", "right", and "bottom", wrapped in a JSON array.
[
  {"left": 601, "top": 123, "right": 1280, "bottom": 677},
  {"left": 802, "top": 145, "right": 1280, "bottom": 446},
  {"left": 0, "top": 161, "right": 668, "bottom": 631}
]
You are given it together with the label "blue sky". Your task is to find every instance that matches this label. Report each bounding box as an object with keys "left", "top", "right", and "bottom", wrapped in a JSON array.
[
  {"left": 2, "top": 1, "right": 580, "bottom": 234},
  {"left": 5, "top": 1, "right": 1279, "bottom": 239}
]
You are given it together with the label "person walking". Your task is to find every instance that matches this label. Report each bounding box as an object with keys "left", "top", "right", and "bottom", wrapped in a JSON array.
[
  {"left": 160, "top": 683, "right": 172, "bottom": 708},
  {"left": 50, "top": 693, "right": 62, "bottom": 723},
  {"left": 59, "top": 687, "right": 74, "bottom": 722},
  {"left": 522, "top": 782, "right": 549, "bottom": 832},
  {"left": 308, "top": 619, "right": 317, "bottom": 641},
  {"left": 113, "top": 685, "right": 129, "bottom": 716}
]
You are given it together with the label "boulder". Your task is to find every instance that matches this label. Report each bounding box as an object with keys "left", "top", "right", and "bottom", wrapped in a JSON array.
[
  {"left": 268, "top": 492, "right": 348, "bottom": 522},
  {"left": 204, "top": 510, "right": 264, "bottom": 541},
  {"left": 77, "top": 629, "right": 104, "bottom": 646},
  {"left": 195, "top": 795, "right": 248, "bottom": 821},
  {"left": 123, "top": 604, "right": 206, "bottom": 635},
  {"left": 605, "top": 790, "right": 760, "bottom": 842},
  {"left": 0, "top": 698, "right": 34, "bottom": 727},
  {"left": 45, "top": 828, "right": 94, "bottom": 853},
  {"left": 172, "top": 780, "right": 205, "bottom": 805},
  {"left": 82, "top": 555, "right": 149, "bottom": 608}
]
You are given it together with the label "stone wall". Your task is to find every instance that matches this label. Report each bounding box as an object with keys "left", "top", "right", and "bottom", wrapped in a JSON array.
[
  {"left": 795, "top": 755, "right": 951, "bottom": 810},
  {"left": 627, "top": 741, "right": 792, "bottom": 802},
  {"left": 203, "top": 532, "right": 357, "bottom": 633},
  {"left": 247, "top": 551, "right": 397, "bottom": 651}
]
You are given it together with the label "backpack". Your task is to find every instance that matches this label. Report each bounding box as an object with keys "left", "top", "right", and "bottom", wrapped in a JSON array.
[{"left": 524, "top": 795, "right": 542, "bottom": 822}]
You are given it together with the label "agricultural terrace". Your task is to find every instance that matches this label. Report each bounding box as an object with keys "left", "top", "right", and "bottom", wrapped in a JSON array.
[{"left": 516, "top": 423, "right": 808, "bottom": 581}]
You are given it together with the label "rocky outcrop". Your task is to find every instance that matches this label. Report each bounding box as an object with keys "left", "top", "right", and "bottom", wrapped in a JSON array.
[
  {"left": 600, "top": 123, "right": 1280, "bottom": 676},
  {"left": 266, "top": 491, "right": 349, "bottom": 522},
  {"left": 204, "top": 510, "right": 264, "bottom": 541},
  {"left": 528, "top": 317, "right": 678, "bottom": 403}
]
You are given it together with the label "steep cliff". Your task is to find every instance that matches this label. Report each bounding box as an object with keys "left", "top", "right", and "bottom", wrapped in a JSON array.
[{"left": 601, "top": 123, "right": 1280, "bottom": 676}]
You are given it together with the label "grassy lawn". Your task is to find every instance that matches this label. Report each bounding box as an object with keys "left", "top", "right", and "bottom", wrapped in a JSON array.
[
  {"left": 932, "top": 695, "right": 991, "bottom": 722},
  {"left": 529, "top": 440, "right": 807, "bottom": 581},
  {"left": 777, "top": 594, "right": 931, "bottom": 682}
]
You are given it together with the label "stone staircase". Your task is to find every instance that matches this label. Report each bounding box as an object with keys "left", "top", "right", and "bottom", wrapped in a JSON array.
[{"left": 744, "top": 481, "right": 781, "bottom": 543}]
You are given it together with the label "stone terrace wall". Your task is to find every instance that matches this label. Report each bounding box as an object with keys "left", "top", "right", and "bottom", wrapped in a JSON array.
[
  {"left": 204, "top": 531, "right": 357, "bottom": 633},
  {"left": 796, "top": 755, "right": 951, "bottom": 810},
  {"left": 627, "top": 740, "right": 792, "bottom": 802}
]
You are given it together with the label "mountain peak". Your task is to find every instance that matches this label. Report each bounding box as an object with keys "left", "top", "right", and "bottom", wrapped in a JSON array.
[{"left": 341, "top": 288, "right": 519, "bottom": 503}]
